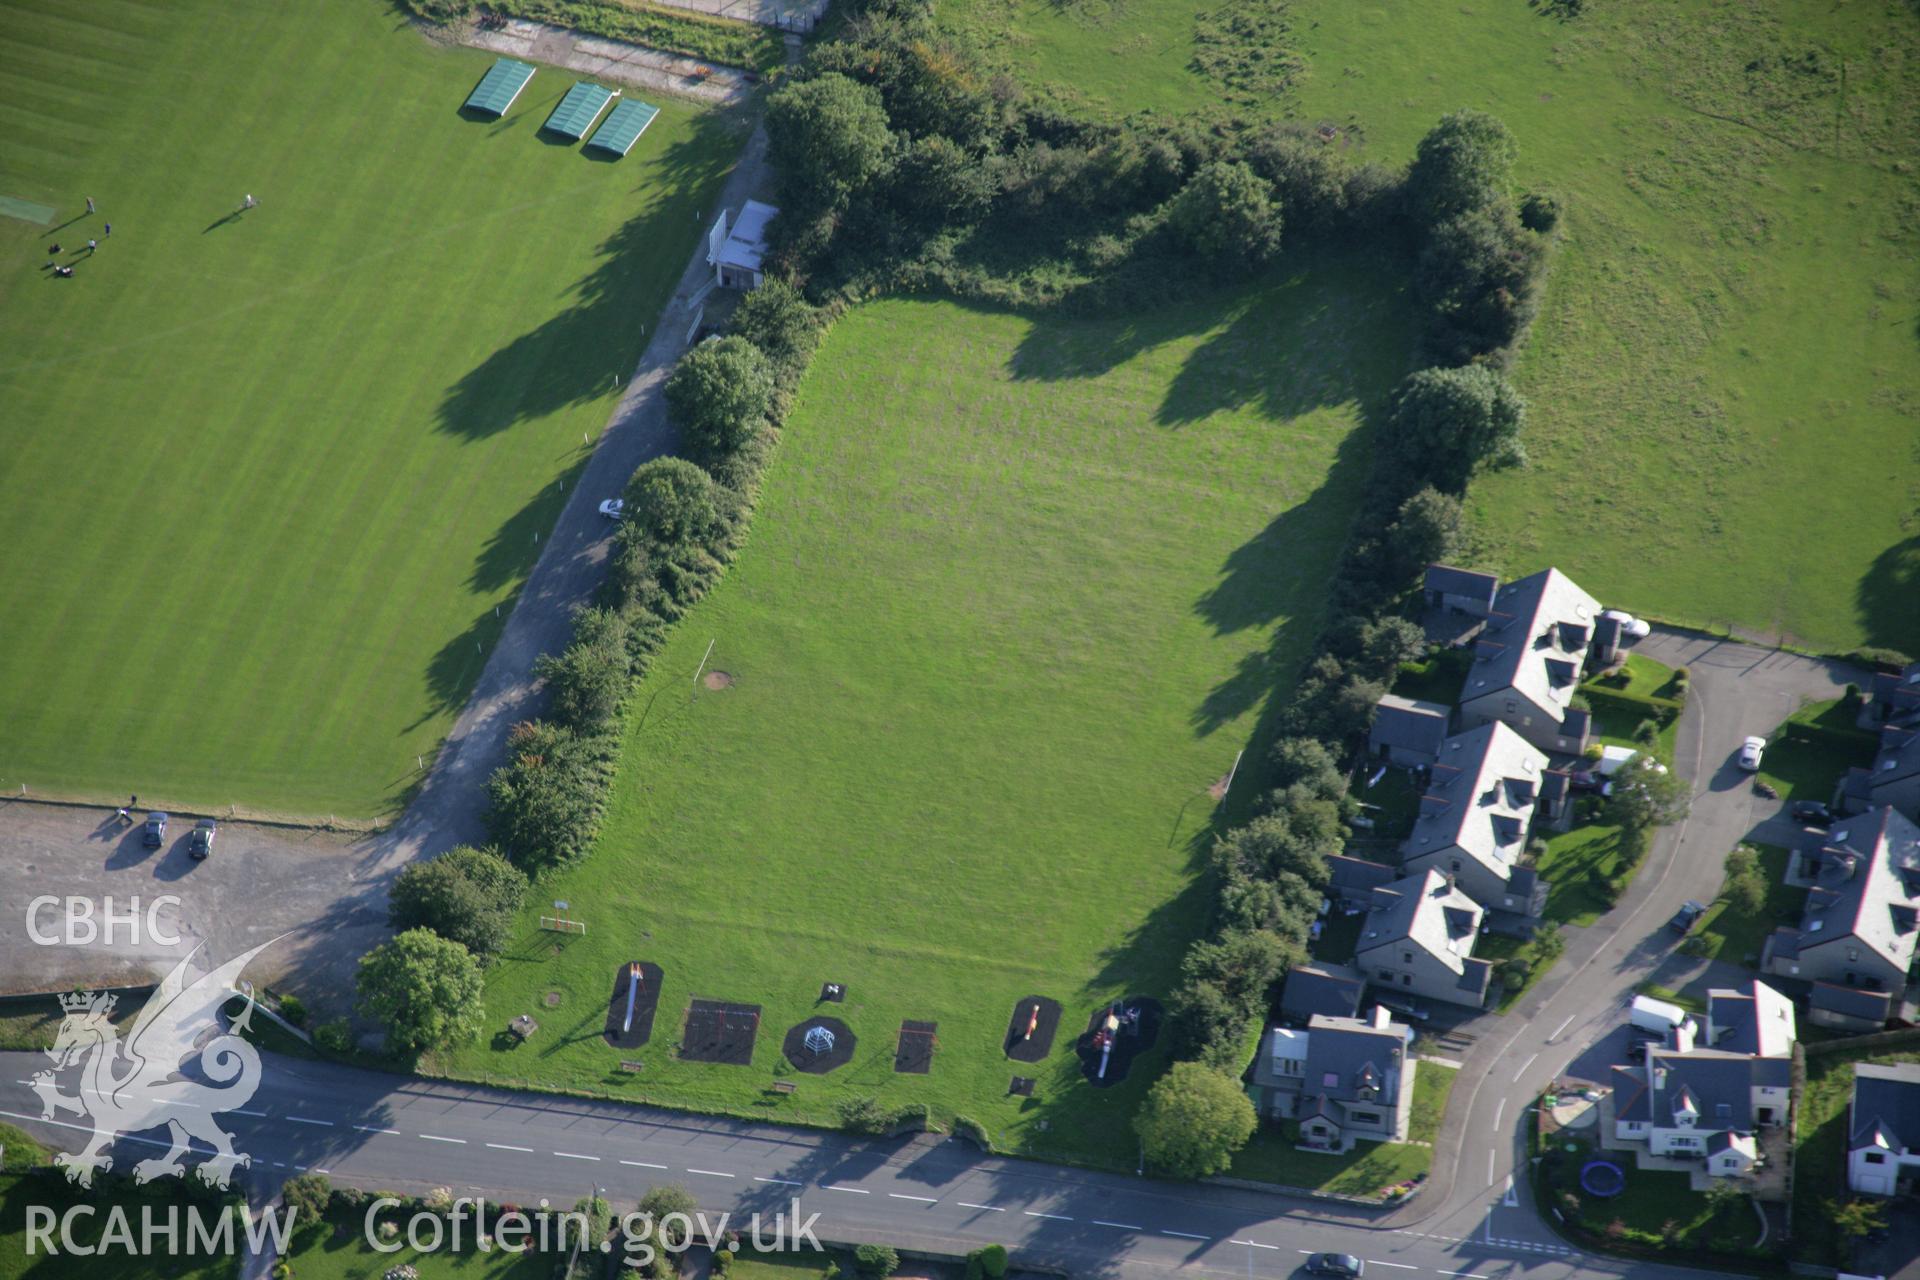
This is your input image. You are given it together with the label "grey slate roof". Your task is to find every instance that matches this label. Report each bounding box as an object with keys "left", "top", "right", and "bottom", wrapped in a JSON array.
[
  {"left": 1459, "top": 567, "right": 1601, "bottom": 719},
  {"left": 1647, "top": 1049, "right": 1774, "bottom": 1129},
  {"left": 1867, "top": 724, "right": 1920, "bottom": 788},
  {"left": 1706, "top": 980, "right": 1795, "bottom": 1057},
  {"left": 1328, "top": 854, "right": 1397, "bottom": 899},
  {"left": 1301, "top": 1012, "right": 1406, "bottom": 1104},
  {"left": 1851, "top": 1062, "right": 1920, "bottom": 1152},
  {"left": 1612, "top": 1064, "right": 1651, "bottom": 1122},
  {"left": 1280, "top": 963, "right": 1367, "bottom": 1024},
  {"left": 1791, "top": 807, "right": 1920, "bottom": 974},
  {"left": 1868, "top": 663, "right": 1920, "bottom": 725},
  {"left": 1358, "top": 869, "right": 1485, "bottom": 983},
  {"left": 1811, "top": 982, "right": 1893, "bottom": 1023},
  {"left": 1403, "top": 722, "right": 1547, "bottom": 887},
  {"left": 1371, "top": 694, "right": 1452, "bottom": 758},
  {"left": 1425, "top": 564, "right": 1499, "bottom": 606}
]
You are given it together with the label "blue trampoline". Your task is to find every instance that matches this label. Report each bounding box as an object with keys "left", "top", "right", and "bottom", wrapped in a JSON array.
[{"left": 1579, "top": 1159, "right": 1626, "bottom": 1198}]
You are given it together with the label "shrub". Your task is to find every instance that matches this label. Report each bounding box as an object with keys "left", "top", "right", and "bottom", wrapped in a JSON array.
[
  {"left": 952, "top": 1115, "right": 992, "bottom": 1151},
  {"left": 1136, "top": 1062, "right": 1257, "bottom": 1178},
  {"left": 315, "top": 1018, "right": 352, "bottom": 1055},
  {"left": 354, "top": 928, "right": 486, "bottom": 1055},
  {"left": 536, "top": 605, "right": 633, "bottom": 733},
  {"left": 1500, "top": 958, "right": 1532, "bottom": 988},
  {"left": 731, "top": 280, "right": 823, "bottom": 377},
  {"left": 282, "top": 1171, "right": 330, "bottom": 1223},
  {"left": 1387, "top": 365, "right": 1527, "bottom": 493},
  {"left": 1416, "top": 201, "right": 1549, "bottom": 365},
  {"left": 766, "top": 74, "right": 894, "bottom": 214},
  {"left": 484, "top": 720, "right": 613, "bottom": 873},
  {"left": 388, "top": 845, "right": 529, "bottom": 960},
  {"left": 665, "top": 337, "right": 775, "bottom": 459},
  {"left": 330, "top": 1185, "right": 368, "bottom": 1211},
  {"left": 275, "top": 992, "right": 307, "bottom": 1027},
  {"left": 1518, "top": 191, "right": 1560, "bottom": 232},
  {"left": 1632, "top": 719, "right": 1660, "bottom": 748},
  {"left": 1846, "top": 646, "right": 1913, "bottom": 670},
  {"left": 972, "top": 1245, "right": 1008, "bottom": 1279},
  {"left": 1405, "top": 109, "right": 1517, "bottom": 229},
  {"left": 836, "top": 1096, "right": 893, "bottom": 1136},
  {"left": 854, "top": 1245, "right": 900, "bottom": 1279},
  {"left": 1168, "top": 160, "right": 1283, "bottom": 271}
]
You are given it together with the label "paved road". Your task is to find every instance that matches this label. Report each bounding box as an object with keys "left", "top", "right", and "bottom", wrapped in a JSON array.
[
  {"left": 0, "top": 1051, "right": 1682, "bottom": 1280},
  {"left": 0, "top": 122, "right": 778, "bottom": 1003}
]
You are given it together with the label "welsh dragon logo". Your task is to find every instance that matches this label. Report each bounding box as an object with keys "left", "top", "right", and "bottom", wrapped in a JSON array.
[{"left": 30, "top": 940, "right": 279, "bottom": 1189}]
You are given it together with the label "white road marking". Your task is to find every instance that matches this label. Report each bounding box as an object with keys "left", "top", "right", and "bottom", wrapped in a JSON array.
[
  {"left": 1092, "top": 1221, "right": 1143, "bottom": 1231},
  {"left": 556, "top": 1152, "right": 602, "bottom": 1162},
  {"left": 313, "top": 1168, "right": 332, "bottom": 1175},
  {"left": 1025, "top": 1212, "right": 1073, "bottom": 1221},
  {"left": 828, "top": 1185, "right": 870, "bottom": 1195},
  {"left": 1230, "top": 1240, "right": 1277, "bottom": 1250},
  {"left": 355, "top": 1125, "right": 401, "bottom": 1135},
  {"left": 486, "top": 1143, "right": 534, "bottom": 1153},
  {"left": 1549, "top": 1014, "right": 1575, "bottom": 1040},
  {"left": 1440, "top": 1271, "right": 1492, "bottom": 1278},
  {"left": 286, "top": 1116, "right": 333, "bottom": 1127},
  {"left": 232, "top": 1108, "right": 268, "bottom": 1118},
  {"left": 1162, "top": 1231, "right": 1209, "bottom": 1241},
  {"left": 1367, "top": 1262, "right": 1419, "bottom": 1271},
  {"left": 1487, "top": 1149, "right": 1495, "bottom": 1185},
  {"left": 624, "top": 1160, "right": 670, "bottom": 1169},
  {"left": 1492, "top": 1099, "right": 1505, "bottom": 1132},
  {"left": 889, "top": 1194, "right": 937, "bottom": 1203},
  {"left": 155, "top": 1098, "right": 200, "bottom": 1108},
  {"left": 959, "top": 1203, "right": 1004, "bottom": 1212},
  {"left": 420, "top": 1134, "right": 466, "bottom": 1144},
  {"left": 1511, "top": 1052, "right": 1538, "bottom": 1082},
  {"left": 685, "top": 1168, "right": 732, "bottom": 1177},
  {"left": 756, "top": 1177, "right": 803, "bottom": 1185}
]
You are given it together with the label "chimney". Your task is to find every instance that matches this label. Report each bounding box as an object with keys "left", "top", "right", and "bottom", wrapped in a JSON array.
[{"left": 1371, "top": 1005, "right": 1391, "bottom": 1030}]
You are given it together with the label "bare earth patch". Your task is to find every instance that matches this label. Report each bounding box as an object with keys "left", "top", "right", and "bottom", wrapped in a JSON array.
[{"left": 703, "top": 670, "right": 734, "bottom": 690}]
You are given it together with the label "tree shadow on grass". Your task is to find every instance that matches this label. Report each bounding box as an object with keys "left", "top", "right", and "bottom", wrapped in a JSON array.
[
  {"left": 433, "top": 106, "right": 745, "bottom": 442},
  {"left": 422, "top": 603, "right": 514, "bottom": 718},
  {"left": 1856, "top": 533, "right": 1920, "bottom": 654}
]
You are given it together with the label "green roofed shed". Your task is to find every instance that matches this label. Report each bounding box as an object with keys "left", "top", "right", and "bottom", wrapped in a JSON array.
[
  {"left": 586, "top": 100, "right": 660, "bottom": 157},
  {"left": 464, "top": 58, "right": 535, "bottom": 117},
  {"left": 544, "top": 82, "right": 616, "bottom": 140}
]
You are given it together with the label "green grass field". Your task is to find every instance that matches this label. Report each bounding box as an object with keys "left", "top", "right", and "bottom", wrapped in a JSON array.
[
  {"left": 446, "top": 262, "right": 1417, "bottom": 1168},
  {"left": 940, "top": 0, "right": 1920, "bottom": 653},
  {"left": 0, "top": 0, "right": 741, "bottom": 819}
]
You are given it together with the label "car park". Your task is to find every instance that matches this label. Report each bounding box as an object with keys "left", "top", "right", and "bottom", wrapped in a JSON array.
[
  {"left": 1305, "top": 1255, "right": 1365, "bottom": 1278},
  {"left": 1668, "top": 900, "right": 1707, "bottom": 934},
  {"left": 143, "top": 811, "right": 168, "bottom": 848},
  {"left": 1737, "top": 735, "right": 1766, "bottom": 771},
  {"left": 188, "top": 819, "right": 216, "bottom": 860}
]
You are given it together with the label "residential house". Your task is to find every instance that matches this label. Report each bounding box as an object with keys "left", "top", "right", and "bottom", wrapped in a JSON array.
[
  {"left": 1703, "top": 980, "right": 1796, "bottom": 1058},
  {"left": 1326, "top": 854, "right": 1397, "bottom": 910},
  {"left": 1848, "top": 1062, "right": 1920, "bottom": 1196},
  {"left": 1836, "top": 724, "right": 1920, "bottom": 821},
  {"left": 1278, "top": 962, "right": 1368, "bottom": 1027},
  {"left": 1249, "top": 1007, "right": 1415, "bottom": 1147},
  {"left": 1401, "top": 722, "right": 1551, "bottom": 919},
  {"left": 1354, "top": 869, "right": 1494, "bottom": 1010},
  {"left": 1369, "top": 694, "right": 1451, "bottom": 768},
  {"left": 1609, "top": 1048, "right": 1791, "bottom": 1176},
  {"left": 1861, "top": 661, "right": 1920, "bottom": 731},
  {"left": 1456, "top": 567, "right": 1602, "bottom": 755},
  {"left": 1761, "top": 807, "right": 1920, "bottom": 1032},
  {"left": 1424, "top": 564, "right": 1499, "bottom": 617}
]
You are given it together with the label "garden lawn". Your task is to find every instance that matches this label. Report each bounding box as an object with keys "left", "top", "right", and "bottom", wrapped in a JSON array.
[
  {"left": 942, "top": 0, "right": 1920, "bottom": 652},
  {"left": 1691, "top": 843, "right": 1801, "bottom": 966},
  {"left": 1534, "top": 824, "right": 1627, "bottom": 928},
  {"left": 0, "top": 0, "right": 740, "bottom": 819},
  {"left": 1230, "top": 1064, "right": 1456, "bottom": 1196},
  {"left": 281, "top": 1209, "right": 552, "bottom": 1279},
  {"left": 1757, "top": 698, "right": 1882, "bottom": 804},
  {"left": 447, "top": 263, "right": 1417, "bottom": 1169}
]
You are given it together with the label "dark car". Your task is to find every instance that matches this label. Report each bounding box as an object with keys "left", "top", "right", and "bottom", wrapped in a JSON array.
[
  {"left": 1626, "top": 1038, "right": 1651, "bottom": 1061},
  {"left": 188, "top": 819, "right": 216, "bottom": 861},
  {"left": 1791, "top": 800, "right": 1834, "bottom": 828},
  {"left": 1668, "top": 900, "right": 1707, "bottom": 934},
  {"left": 142, "top": 811, "right": 168, "bottom": 848},
  {"left": 1305, "top": 1255, "right": 1364, "bottom": 1278}
]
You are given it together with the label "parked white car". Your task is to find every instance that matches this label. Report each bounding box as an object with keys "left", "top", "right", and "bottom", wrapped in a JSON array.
[
  {"left": 597, "top": 499, "right": 625, "bottom": 521},
  {"left": 1737, "top": 735, "right": 1766, "bottom": 771},
  {"left": 1601, "top": 608, "right": 1653, "bottom": 639}
]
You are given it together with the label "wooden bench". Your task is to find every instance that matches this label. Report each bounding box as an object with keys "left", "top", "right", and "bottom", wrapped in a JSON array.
[{"left": 770, "top": 1080, "right": 797, "bottom": 1095}]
